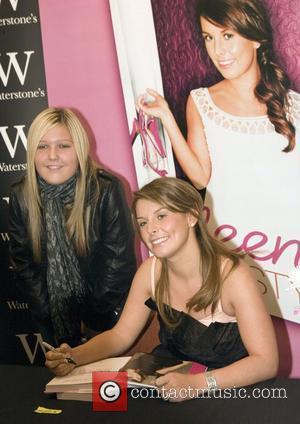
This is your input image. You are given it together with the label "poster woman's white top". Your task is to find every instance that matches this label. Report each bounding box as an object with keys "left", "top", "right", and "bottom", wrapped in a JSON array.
[{"left": 191, "top": 87, "right": 300, "bottom": 323}]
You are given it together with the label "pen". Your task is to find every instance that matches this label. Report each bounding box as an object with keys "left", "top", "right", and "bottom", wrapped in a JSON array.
[{"left": 42, "top": 341, "right": 77, "bottom": 365}]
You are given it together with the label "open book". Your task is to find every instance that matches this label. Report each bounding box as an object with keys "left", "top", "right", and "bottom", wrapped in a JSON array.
[
  {"left": 45, "top": 356, "right": 130, "bottom": 396},
  {"left": 44, "top": 353, "right": 207, "bottom": 401}
]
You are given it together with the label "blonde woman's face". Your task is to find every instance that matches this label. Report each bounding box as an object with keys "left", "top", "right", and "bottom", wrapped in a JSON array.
[{"left": 34, "top": 124, "right": 79, "bottom": 185}]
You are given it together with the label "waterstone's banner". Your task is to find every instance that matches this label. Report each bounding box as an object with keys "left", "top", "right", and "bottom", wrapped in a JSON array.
[
  {"left": 0, "top": 0, "right": 48, "bottom": 364},
  {"left": 110, "top": 0, "right": 300, "bottom": 324}
]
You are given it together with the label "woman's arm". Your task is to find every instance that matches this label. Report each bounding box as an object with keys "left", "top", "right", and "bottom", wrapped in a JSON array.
[
  {"left": 45, "top": 258, "right": 155, "bottom": 375},
  {"left": 138, "top": 88, "right": 211, "bottom": 188},
  {"left": 156, "top": 260, "right": 278, "bottom": 401}
]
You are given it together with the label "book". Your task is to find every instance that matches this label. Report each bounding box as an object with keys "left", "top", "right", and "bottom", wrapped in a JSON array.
[
  {"left": 57, "top": 391, "right": 92, "bottom": 401},
  {"left": 45, "top": 356, "right": 130, "bottom": 394},
  {"left": 45, "top": 353, "right": 207, "bottom": 401}
]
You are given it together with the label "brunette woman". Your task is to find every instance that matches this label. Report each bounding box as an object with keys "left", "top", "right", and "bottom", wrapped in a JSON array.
[{"left": 45, "top": 178, "right": 277, "bottom": 401}]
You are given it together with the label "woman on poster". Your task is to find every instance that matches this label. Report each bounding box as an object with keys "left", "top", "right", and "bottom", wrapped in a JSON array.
[{"left": 138, "top": 0, "right": 300, "bottom": 320}]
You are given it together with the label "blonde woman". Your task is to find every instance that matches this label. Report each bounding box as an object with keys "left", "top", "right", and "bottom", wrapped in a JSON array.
[
  {"left": 45, "top": 177, "right": 277, "bottom": 402},
  {"left": 9, "top": 107, "right": 136, "bottom": 347}
]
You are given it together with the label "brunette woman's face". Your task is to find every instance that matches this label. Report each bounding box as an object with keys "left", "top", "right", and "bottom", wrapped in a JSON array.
[
  {"left": 34, "top": 124, "right": 79, "bottom": 185},
  {"left": 200, "top": 17, "right": 260, "bottom": 81},
  {"left": 135, "top": 199, "right": 196, "bottom": 259}
]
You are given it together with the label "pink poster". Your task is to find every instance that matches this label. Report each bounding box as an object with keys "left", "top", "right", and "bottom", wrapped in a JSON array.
[{"left": 110, "top": 0, "right": 300, "bottom": 325}]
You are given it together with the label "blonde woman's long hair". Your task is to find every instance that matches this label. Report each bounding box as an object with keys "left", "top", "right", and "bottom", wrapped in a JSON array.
[
  {"left": 25, "top": 107, "right": 100, "bottom": 261},
  {"left": 132, "top": 177, "right": 240, "bottom": 327}
]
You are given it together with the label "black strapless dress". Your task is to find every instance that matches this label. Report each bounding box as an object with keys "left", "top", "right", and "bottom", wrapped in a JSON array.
[{"left": 145, "top": 298, "right": 248, "bottom": 369}]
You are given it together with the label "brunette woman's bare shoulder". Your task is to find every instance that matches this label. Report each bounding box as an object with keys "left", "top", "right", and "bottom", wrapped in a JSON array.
[
  {"left": 220, "top": 255, "right": 239, "bottom": 277},
  {"left": 134, "top": 256, "right": 162, "bottom": 296},
  {"left": 136, "top": 256, "right": 161, "bottom": 278},
  {"left": 222, "top": 257, "right": 257, "bottom": 292},
  {"left": 136, "top": 256, "right": 153, "bottom": 275},
  {"left": 186, "top": 94, "right": 205, "bottom": 127},
  {"left": 220, "top": 257, "right": 262, "bottom": 315}
]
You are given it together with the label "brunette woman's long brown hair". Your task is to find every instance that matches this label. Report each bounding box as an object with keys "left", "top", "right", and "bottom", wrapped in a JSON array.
[
  {"left": 198, "top": 0, "right": 295, "bottom": 151},
  {"left": 132, "top": 177, "right": 240, "bottom": 327}
]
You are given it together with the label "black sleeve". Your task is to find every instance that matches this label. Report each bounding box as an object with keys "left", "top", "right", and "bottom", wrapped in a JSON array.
[
  {"left": 83, "top": 173, "right": 137, "bottom": 331},
  {"left": 8, "top": 185, "right": 50, "bottom": 322}
]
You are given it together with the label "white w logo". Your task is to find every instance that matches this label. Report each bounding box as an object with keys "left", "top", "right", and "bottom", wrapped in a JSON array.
[
  {"left": 16, "top": 333, "right": 46, "bottom": 364},
  {"left": 0, "top": 125, "right": 27, "bottom": 158},
  {"left": 0, "top": 0, "right": 19, "bottom": 11},
  {"left": 0, "top": 51, "right": 34, "bottom": 86}
]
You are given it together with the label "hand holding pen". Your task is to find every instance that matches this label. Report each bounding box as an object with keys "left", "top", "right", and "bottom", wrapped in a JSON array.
[{"left": 42, "top": 341, "right": 77, "bottom": 365}]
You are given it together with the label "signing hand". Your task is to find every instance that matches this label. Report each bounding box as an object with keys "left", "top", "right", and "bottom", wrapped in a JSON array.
[{"left": 45, "top": 343, "right": 75, "bottom": 376}]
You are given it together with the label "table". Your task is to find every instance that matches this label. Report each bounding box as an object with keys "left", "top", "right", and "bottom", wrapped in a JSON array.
[{"left": 0, "top": 364, "right": 298, "bottom": 424}]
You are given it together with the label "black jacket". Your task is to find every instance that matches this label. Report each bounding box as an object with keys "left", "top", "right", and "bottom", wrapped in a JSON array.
[{"left": 9, "top": 170, "right": 136, "bottom": 344}]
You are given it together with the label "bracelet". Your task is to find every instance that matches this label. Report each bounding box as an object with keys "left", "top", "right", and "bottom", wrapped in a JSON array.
[{"left": 205, "top": 371, "right": 218, "bottom": 393}]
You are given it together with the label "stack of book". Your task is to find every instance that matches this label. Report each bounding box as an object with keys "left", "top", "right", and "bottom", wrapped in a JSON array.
[{"left": 44, "top": 353, "right": 207, "bottom": 401}]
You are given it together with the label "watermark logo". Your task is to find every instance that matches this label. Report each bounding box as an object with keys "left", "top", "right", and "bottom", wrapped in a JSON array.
[{"left": 92, "top": 372, "right": 128, "bottom": 411}]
